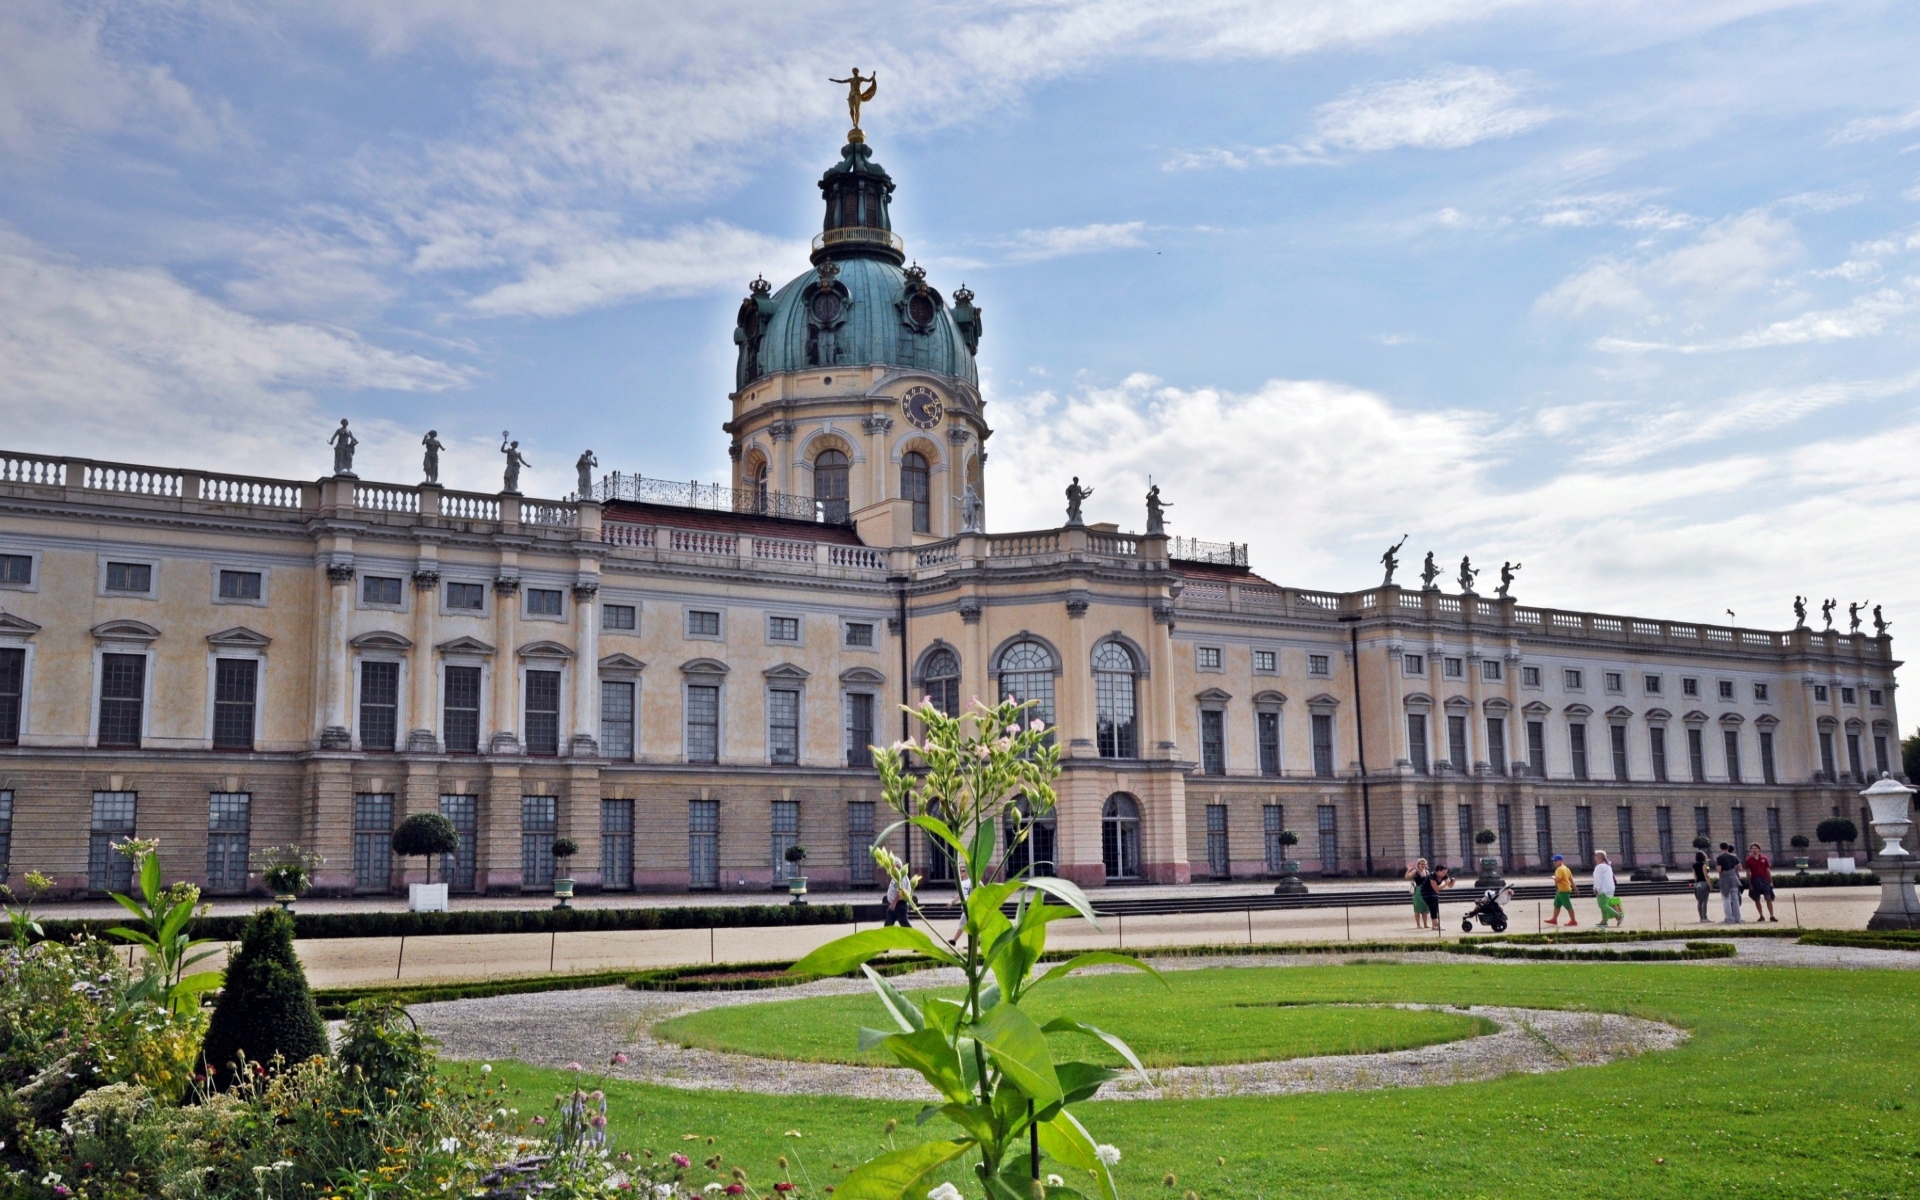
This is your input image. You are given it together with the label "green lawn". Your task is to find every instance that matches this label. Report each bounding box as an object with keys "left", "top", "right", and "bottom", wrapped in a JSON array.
[
  {"left": 483, "top": 963, "right": 1920, "bottom": 1199},
  {"left": 654, "top": 972, "right": 1496, "bottom": 1067}
]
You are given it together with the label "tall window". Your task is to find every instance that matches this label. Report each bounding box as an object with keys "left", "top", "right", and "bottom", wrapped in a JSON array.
[
  {"left": 901, "top": 451, "right": 931, "bottom": 533},
  {"left": 1846, "top": 732, "right": 1866, "bottom": 782},
  {"left": 1257, "top": 711, "right": 1281, "bottom": 776},
  {"left": 1760, "top": 730, "right": 1776, "bottom": 784},
  {"left": 1610, "top": 724, "right": 1629, "bottom": 781},
  {"left": 444, "top": 666, "right": 482, "bottom": 754},
  {"left": 1407, "top": 713, "right": 1429, "bottom": 774},
  {"left": 753, "top": 462, "right": 770, "bottom": 513},
  {"left": 771, "top": 800, "right": 800, "bottom": 882},
  {"left": 98, "top": 654, "right": 146, "bottom": 748},
  {"left": 1650, "top": 726, "right": 1668, "bottom": 782},
  {"left": 439, "top": 794, "right": 478, "bottom": 891},
  {"left": 1101, "top": 794, "right": 1141, "bottom": 880},
  {"left": 1093, "top": 642, "right": 1138, "bottom": 758},
  {"left": 1534, "top": 806, "right": 1553, "bottom": 868},
  {"left": 0, "top": 647, "right": 22, "bottom": 745},
  {"left": 1616, "top": 806, "right": 1636, "bottom": 868},
  {"left": 1205, "top": 804, "right": 1229, "bottom": 878},
  {"left": 845, "top": 692, "right": 875, "bottom": 767},
  {"left": 997, "top": 641, "right": 1056, "bottom": 726},
  {"left": 1263, "top": 805, "right": 1287, "bottom": 874},
  {"left": 687, "top": 801, "right": 719, "bottom": 888},
  {"left": 89, "top": 791, "right": 137, "bottom": 892},
  {"left": 521, "top": 796, "right": 558, "bottom": 887},
  {"left": 1724, "top": 729, "right": 1743, "bottom": 784},
  {"left": 525, "top": 670, "right": 561, "bottom": 756},
  {"left": 1731, "top": 806, "right": 1747, "bottom": 853},
  {"left": 1486, "top": 717, "right": 1507, "bottom": 776},
  {"left": 847, "top": 801, "right": 876, "bottom": 887},
  {"left": 1311, "top": 714, "right": 1336, "bottom": 778},
  {"left": 1874, "top": 733, "right": 1891, "bottom": 777},
  {"left": 1200, "top": 710, "right": 1225, "bottom": 775},
  {"left": 1568, "top": 723, "right": 1589, "bottom": 781},
  {"left": 353, "top": 794, "right": 393, "bottom": 892},
  {"left": 1417, "top": 803, "right": 1435, "bottom": 862},
  {"left": 1527, "top": 721, "right": 1547, "bottom": 777},
  {"left": 1457, "top": 805, "right": 1474, "bottom": 869},
  {"left": 1316, "top": 805, "right": 1339, "bottom": 874},
  {"left": 768, "top": 688, "right": 800, "bottom": 765},
  {"left": 686, "top": 685, "right": 720, "bottom": 763},
  {"left": 1447, "top": 714, "right": 1469, "bottom": 773},
  {"left": 1694, "top": 805, "right": 1710, "bottom": 847},
  {"left": 1767, "top": 807, "right": 1784, "bottom": 859},
  {"left": 1004, "top": 798, "right": 1056, "bottom": 878},
  {"left": 1688, "top": 727, "right": 1707, "bottom": 782},
  {"left": 1497, "top": 803, "right": 1514, "bottom": 871},
  {"left": 359, "top": 661, "right": 398, "bottom": 751},
  {"left": 212, "top": 660, "right": 257, "bottom": 751},
  {"left": 1657, "top": 806, "right": 1674, "bottom": 863},
  {"left": 601, "top": 681, "right": 635, "bottom": 759},
  {"left": 1574, "top": 806, "right": 1594, "bottom": 866},
  {"left": 206, "top": 792, "right": 251, "bottom": 892},
  {"left": 1818, "top": 730, "right": 1837, "bottom": 781},
  {"left": 602, "top": 800, "right": 635, "bottom": 890},
  {"left": 813, "top": 449, "right": 850, "bottom": 523},
  {"left": 922, "top": 648, "right": 961, "bottom": 716}
]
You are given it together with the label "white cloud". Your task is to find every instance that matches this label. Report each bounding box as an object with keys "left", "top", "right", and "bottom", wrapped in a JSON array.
[
  {"left": 1598, "top": 290, "right": 1912, "bottom": 353},
  {"left": 988, "top": 222, "right": 1148, "bottom": 264},
  {"left": 1831, "top": 106, "right": 1920, "bottom": 145},
  {"left": 1646, "top": 211, "right": 1798, "bottom": 292},
  {"left": 466, "top": 221, "right": 804, "bottom": 318},
  {"left": 0, "top": 3, "right": 219, "bottom": 153},
  {"left": 1307, "top": 67, "right": 1554, "bottom": 155},
  {"left": 1536, "top": 261, "right": 1645, "bottom": 315},
  {"left": 1572, "top": 372, "right": 1920, "bottom": 466}
]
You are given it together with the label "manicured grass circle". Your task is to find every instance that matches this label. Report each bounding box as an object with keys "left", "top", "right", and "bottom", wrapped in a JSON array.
[{"left": 654, "top": 970, "right": 1497, "bottom": 1067}]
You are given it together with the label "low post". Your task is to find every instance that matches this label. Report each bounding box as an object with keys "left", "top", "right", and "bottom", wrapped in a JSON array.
[{"left": 1863, "top": 775, "right": 1920, "bottom": 930}]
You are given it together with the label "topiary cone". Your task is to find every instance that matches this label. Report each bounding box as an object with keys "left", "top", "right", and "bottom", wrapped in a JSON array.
[{"left": 199, "top": 906, "right": 329, "bottom": 1088}]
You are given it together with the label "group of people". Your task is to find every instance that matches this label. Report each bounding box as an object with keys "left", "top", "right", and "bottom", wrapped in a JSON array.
[
  {"left": 1692, "top": 842, "right": 1778, "bottom": 924},
  {"left": 1409, "top": 842, "right": 1779, "bottom": 929}
]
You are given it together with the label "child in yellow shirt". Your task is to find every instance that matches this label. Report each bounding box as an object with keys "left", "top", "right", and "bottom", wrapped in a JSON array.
[{"left": 1547, "top": 854, "right": 1578, "bottom": 926}]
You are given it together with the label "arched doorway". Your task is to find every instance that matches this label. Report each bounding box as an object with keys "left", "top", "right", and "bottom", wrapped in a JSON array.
[
  {"left": 1102, "top": 793, "right": 1142, "bottom": 881},
  {"left": 1003, "top": 796, "right": 1056, "bottom": 878},
  {"left": 813, "top": 448, "right": 849, "bottom": 523}
]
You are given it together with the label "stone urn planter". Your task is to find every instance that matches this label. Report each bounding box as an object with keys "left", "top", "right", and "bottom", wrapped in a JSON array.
[
  {"left": 552, "top": 837, "right": 579, "bottom": 910},
  {"left": 788, "top": 875, "right": 810, "bottom": 905},
  {"left": 785, "top": 843, "right": 810, "bottom": 905},
  {"left": 1271, "top": 833, "right": 1307, "bottom": 895}
]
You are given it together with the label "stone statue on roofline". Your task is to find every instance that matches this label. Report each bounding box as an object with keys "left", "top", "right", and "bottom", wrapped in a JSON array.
[
  {"left": 1420, "top": 551, "right": 1440, "bottom": 591},
  {"left": 1379, "top": 535, "right": 1407, "bottom": 587},
  {"left": 1064, "top": 476, "right": 1093, "bottom": 526},
  {"left": 1458, "top": 555, "right": 1479, "bottom": 595},
  {"left": 1874, "top": 604, "right": 1890, "bottom": 636},
  {"left": 1821, "top": 597, "right": 1836, "bottom": 631},
  {"left": 575, "top": 450, "right": 599, "bottom": 501},
  {"left": 329, "top": 419, "right": 358, "bottom": 478},
  {"left": 421, "top": 430, "right": 445, "bottom": 485},
  {"left": 1145, "top": 483, "right": 1171, "bottom": 535},
  {"left": 500, "top": 432, "right": 530, "bottom": 495},
  {"left": 1849, "top": 601, "right": 1865, "bottom": 634},
  {"left": 1496, "top": 560, "right": 1521, "bottom": 600},
  {"left": 954, "top": 485, "right": 984, "bottom": 533},
  {"left": 1793, "top": 595, "right": 1808, "bottom": 629}
]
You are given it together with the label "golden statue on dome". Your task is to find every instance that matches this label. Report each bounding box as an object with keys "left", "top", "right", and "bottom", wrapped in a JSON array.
[{"left": 830, "top": 68, "right": 878, "bottom": 141}]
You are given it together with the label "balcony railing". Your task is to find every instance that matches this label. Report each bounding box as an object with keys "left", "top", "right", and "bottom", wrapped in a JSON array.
[
  {"left": 590, "top": 471, "right": 841, "bottom": 524},
  {"left": 1168, "top": 536, "right": 1248, "bottom": 567}
]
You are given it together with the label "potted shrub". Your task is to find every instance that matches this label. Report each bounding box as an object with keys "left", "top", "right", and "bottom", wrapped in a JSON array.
[
  {"left": 1790, "top": 834, "right": 1812, "bottom": 870},
  {"left": 552, "top": 837, "right": 579, "bottom": 909},
  {"left": 1271, "top": 830, "right": 1307, "bottom": 896},
  {"left": 391, "top": 812, "right": 460, "bottom": 912},
  {"left": 258, "top": 844, "right": 324, "bottom": 910},
  {"left": 1817, "top": 817, "right": 1859, "bottom": 873},
  {"left": 1473, "top": 828, "right": 1505, "bottom": 887},
  {"left": 1692, "top": 835, "right": 1712, "bottom": 853},
  {"left": 784, "top": 843, "right": 809, "bottom": 905}
]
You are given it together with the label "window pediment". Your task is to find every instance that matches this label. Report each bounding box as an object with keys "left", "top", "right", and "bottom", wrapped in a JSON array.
[
  {"left": 840, "top": 666, "right": 886, "bottom": 685},
  {"left": 681, "top": 656, "right": 730, "bottom": 677},
  {"left": 764, "top": 662, "right": 811, "bottom": 680},
  {"left": 436, "top": 635, "right": 496, "bottom": 656},
  {"left": 91, "top": 619, "right": 159, "bottom": 643},
  {"left": 1306, "top": 692, "right": 1340, "bottom": 710},
  {"left": 1252, "top": 689, "right": 1287, "bottom": 707},
  {"left": 1482, "top": 697, "right": 1511, "bottom": 714},
  {"left": 347, "top": 630, "right": 409, "bottom": 651},
  {"left": 1563, "top": 703, "right": 1593, "bottom": 717},
  {"left": 1402, "top": 691, "right": 1434, "bottom": 708},
  {"left": 598, "top": 653, "right": 647, "bottom": 676},
  {"left": 518, "top": 639, "right": 575, "bottom": 660},
  {"left": 1194, "top": 687, "right": 1233, "bottom": 704},
  {"left": 1719, "top": 712, "right": 1745, "bottom": 726},
  {"left": 1753, "top": 713, "right": 1779, "bottom": 729},
  {"left": 1443, "top": 695, "right": 1472, "bottom": 710},
  {"left": 1521, "top": 700, "right": 1552, "bottom": 716},
  {"left": 0, "top": 613, "right": 42, "bottom": 637},
  {"left": 1606, "top": 705, "right": 1634, "bottom": 720},
  {"left": 1683, "top": 710, "right": 1709, "bottom": 724},
  {"left": 1644, "top": 707, "right": 1672, "bottom": 722}
]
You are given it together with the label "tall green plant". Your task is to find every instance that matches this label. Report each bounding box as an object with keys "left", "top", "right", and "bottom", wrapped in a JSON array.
[
  {"left": 200, "top": 906, "right": 329, "bottom": 1088},
  {"left": 106, "top": 845, "right": 224, "bottom": 1015},
  {"left": 790, "top": 698, "right": 1161, "bottom": 1200}
]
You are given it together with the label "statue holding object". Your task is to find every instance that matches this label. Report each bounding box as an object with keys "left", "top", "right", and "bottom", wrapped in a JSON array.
[
  {"left": 1458, "top": 555, "right": 1479, "bottom": 595},
  {"left": 1420, "top": 551, "right": 1441, "bottom": 592},
  {"left": 1496, "top": 560, "right": 1521, "bottom": 600},
  {"left": 1064, "top": 476, "right": 1093, "bottom": 526},
  {"left": 1380, "top": 535, "right": 1408, "bottom": 587},
  {"left": 421, "top": 430, "right": 444, "bottom": 485},
  {"left": 1145, "top": 484, "right": 1171, "bottom": 535},
  {"left": 329, "top": 419, "right": 358, "bottom": 478},
  {"left": 500, "top": 432, "right": 530, "bottom": 495}
]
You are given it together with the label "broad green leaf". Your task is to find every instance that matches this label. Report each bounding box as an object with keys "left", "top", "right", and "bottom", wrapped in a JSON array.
[
  {"left": 864, "top": 965, "right": 928, "bottom": 1034},
  {"left": 968, "top": 820, "right": 998, "bottom": 883},
  {"left": 105, "top": 926, "right": 158, "bottom": 952},
  {"left": 907, "top": 814, "right": 969, "bottom": 861},
  {"left": 923, "top": 996, "right": 966, "bottom": 1037},
  {"left": 857, "top": 1026, "right": 896, "bottom": 1051},
  {"left": 1041, "top": 1017, "right": 1149, "bottom": 1083},
  {"left": 1036, "top": 1110, "right": 1116, "bottom": 1200},
  {"left": 997, "top": 1160, "right": 1094, "bottom": 1200},
  {"left": 1029, "top": 952, "right": 1166, "bottom": 993},
  {"left": 881, "top": 1027, "right": 971, "bottom": 1103},
  {"left": 172, "top": 970, "right": 225, "bottom": 998},
  {"left": 972, "top": 1001, "right": 1063, "bottom": 1109},
  {"left": 831, "top": 1138, "right": 973, "bottom": 1200},
  {"left": 139, "top": 853, "right": 161, "bottom": 905},
  {"left": 937, "top": 1101, "right": 999, "bottom": 1146},
  {"left": 966, "top": 880, "right": 1018, "bottom": 928},
  {"left": 789, "top": 927, "right": 960, "bottom": 977},
  {"left": 108, "top": 894, "right": 148, "bottom": 923},
  {"left": 1024, "top": 877, "right": 1099, "bottom": 926},
  {"left": 1054, "top": 1061, "right": 1119, "bottom": 1106}
]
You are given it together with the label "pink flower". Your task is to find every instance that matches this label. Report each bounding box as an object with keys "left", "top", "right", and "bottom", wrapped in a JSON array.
[
  {"left": 566, "top": 1062, "right": 583, "bottom": 1072},
  {"left": 726, "top": 1187, "right": 746, "bottom": 1196},
  {"left": 533, "top": 1116, "right": 548, "bottom": 1126},
  {"left": 671, "top": 1154, "right": 691, "bottom": 1168},
  {"left": 591, "top": 1114, "right": 608, "bottom": 1129},
  {"left": 775, "top": 1183, "right": 796, "bottom": 1193},
  {"left": 1029, "top": 719, "right": 1045, "bottom": 732},
  {"left": 611, "top": 1052, "right": 631, "bottom": 1066}
]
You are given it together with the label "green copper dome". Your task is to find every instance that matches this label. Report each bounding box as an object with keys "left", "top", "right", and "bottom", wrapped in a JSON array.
[{"left": 733, "top": 140, "right": 982, "bottom": 390}]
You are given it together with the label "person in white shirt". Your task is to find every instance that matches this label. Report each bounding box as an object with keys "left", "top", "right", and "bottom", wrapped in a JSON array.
[{"left": 1591, "top": 850, "right": 1624, "bottom": 927}]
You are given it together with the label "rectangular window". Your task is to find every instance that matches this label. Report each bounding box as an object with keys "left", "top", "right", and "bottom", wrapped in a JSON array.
[
  {"left": 1724, "top": 729, "right": 1743, "bottom": 784},
  {"left": 525, "top": 669, "right": 561, "bottom": 756},
  {"left": 1870, "top": 688, "right": 1884, "bottom": 706},
  {"left": 1876, "top": 734, "right": 1892, "bottom": 777},
  {"left": 1454, "top": 804, "right": 1473, "bottom": 870},
  {"left": 1443, "top": 657, "right": 1464, "bottom": 679},
  {"left": 844, "top": 621, "right": 874, "bottom": 647},
  {"left": 1719, "top": 680, "right": 1736, "bottom": 701},
  {"left": 1819, "top": 731, "right": 1837, "bottom": 780},
  {"left": 1497, "top": 803, "right": 1514, "bottom": 871},
  {"left": 1645, "top": 674, "right": 1662, "bottom": 695},
  {"left": 1616, "top": 806, "right": 1636, "bottom": 868},
  {"left": 1682, "top": 678, "right": 1699, "bottom": 698},
  {"left": 1847, "top": 733, "right": 1866, "bottom": 782},
  {"left": 603, "top": 604, "right": 637, "bottom": 631},
  {"left": 444, "top": 666, "right": 482, "bottom": 754},
  {"left": 352, "top": 794, "right": 393, "bottom": 891},
  {"left": 1482, "top": 660, "right": 1502, "bottom": 682},
  {"left": 1842, "top": 687, "right": 1856, "bottom": 705},
  {"left": 1564, "top": 668, "right": 1583, "bottom": 690},
  {"left": 1263, "top": 805, "right": 1287, "bottom": 875},
  {"left": 602, "top": 800, "right": 634, "bottom": 891},
  {"left": 439, "top": 794, "right": 478, "bottom": 891},
  {"left": 1731, "top": 806, "right": 1747, "bottom": 854},
  {"left": 1253, "top": 649, "right": 1277, "bottom": 673},
  {"left": 1605, "top": 672, "right": 1624, "bottom": 692},
  {"left": 446, "top": 582, "right": 486, "bottom": 611},
  {"left": 687, "top": 610, "right": 721, "bottom": 637},
  {"left": 768, "top": 688, "right": 800, "bottom": 765},
  {"left": 1767, "top": 806, "right": 1784, "bottom": 859},
  {"left": 0, "top": 647, "right": 23, "bottom": 744},
  {"left": 1403, "top": 653, "right": 1425, "bottom": 676},
  {"left": 847, "top": 800, "right": 876, "bottom": 886},
  {"left": 97, "top": 653, "right": 145, "bottom": 748},
  {"left": 1760, "top": 731, "right": 1777, "bottom": 784},
  {"left": 1257, "top": 711, "right": 1281, "bottom": 776},
  {"left": 845, "top": 692, "right": 875, "bottom": 768},
  {"left": 1308, "top": 654, "right": 1330, "bottom": 676},
  {"left": 1311, "top": 714, "right": 1335, "bottom": 778},
  {"left": 1200, "top": 709, "right": 1225, "bottom": 775},
  {"left": 0, "top": 554, "right": 31, "bottom": 585},
  {"left": 1754, "top": 683, "right": 1770, "bottom": 702},
  {"left": 1569, "top": 723, "right": 1589, "bottom": 781},
  {"left": 521, "top": 796, "right": 558, "bottom": 888},
  {"left": 1417, "top": 803, "right": 1435, "bottom": 862},
  {"left": 1316, "top": 805, "right": 1338, "bottom": 874},
  {"left": 771, "top": 800, "right": 800, "bottom": 882},
  {"left": 105, "top": 561, "right": 152, "bottom": 593},
  {"left": 206, "top": 792, "right": 251, "bottom": 892},
  {"left": 217, "top": 569, "right": 262, "bottom": 600},
  {"left": 1196, "top": 646, "right": 1222, "bottom": 670},
  {"left": 768, "top": 615, "right": 800, "bottom": 643},
  {"left": 527, "top": 588, "right": 563, "bottom": 617},
  {"left": 1610, "top": 724, "right": 1629, "bottom": 781},
  {"left": 89, "top": 791, "right": 137, "bottom": 892},
  {"left": 1657, "top": 806, "right": 1674, "bottom": 864},
  {"left": 1486, "top": 716, "right": 1506, "bottom": 775},
  {"left": 358, "top": 661, "right": 398, "bottom": 751},
  {"left": 1534, "top": 805, "right": 1553, "bottom": 868},
  {"left": 1694, "top": 806, "right": 1710, "bottom": 847},
  {"left": 1527, "top": 720, "right": 1547, "bottom": 777},
  {"left": 1447, "top": 713, "right": 1469, "bottom": 772},
  {"left": 1575, "top": 806, "right": 1594, "bottom": 866},
  {"left": 600, "top": 680, "right": 634, "bottom": 759},
  {"left": 1407, "top": 713, "right": 1429, "bottom": 774},
  {"left": 1814, "top": 685, "right": 1829, "bottom": 702},
  {"left": 1522, "top": 666, "right": 1542, "bottom": 687},
  {"left": 0, "top": 791, "right": 11, "bottom": 883},
  {"left": 1206, "top": 804, "right": 1230, "bottom": 879},
  {"left": 689, "top": 800, "right": 719, "bottom": 889},
  {"left": 1688, "top": 727, "right": 1707, "bottom": 783},
  {"left": 1650, "top": 726, "right": 1669, "bottom": 782},
  {"left": 212, "top": 659, "right": 257, "bottom": 750},
  {"left": 686, "top": 684, "right": 719, "bottom": 763},
  {"left": 362, "top": 576, "right": 403, "bottom": 606}
]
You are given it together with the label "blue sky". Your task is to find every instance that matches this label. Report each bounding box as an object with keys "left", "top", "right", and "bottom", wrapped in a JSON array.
[{"left": 1, "top": 1, "right": 1916, "bottom": 689}]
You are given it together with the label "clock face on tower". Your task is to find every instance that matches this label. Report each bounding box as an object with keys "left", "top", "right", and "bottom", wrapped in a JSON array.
[{"left": 902, "top": 385, "right": 943, "bottom": 430}]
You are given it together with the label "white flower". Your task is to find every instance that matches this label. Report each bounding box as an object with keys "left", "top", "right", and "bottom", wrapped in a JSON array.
[
  {"left": 655, "top": 1187, "right": 675, "bottom": 1199},
  {"left": 439, "top": 1137, "right": 460, "bottom": 1153},
  {"left": 1095, "top": 1144, "right": 1122, "bottom": 1165},
  {"left": 928, "top": 1185, "right": 966, "bottom": 1200},
  {"left": 272, "top": 1161, "right": 294, "bottom": 1171},
  {"left": 481, "top": 1063, "right": 492, "bottom": 1073},
  {"left": 705, "top": 1186, "right": 724, "bottom": 1195}
]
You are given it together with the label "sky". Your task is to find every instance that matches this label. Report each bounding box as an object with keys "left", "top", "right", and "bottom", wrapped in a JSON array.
[{"left": 1, "top": 1, "right": 1916, "bottom": 702}]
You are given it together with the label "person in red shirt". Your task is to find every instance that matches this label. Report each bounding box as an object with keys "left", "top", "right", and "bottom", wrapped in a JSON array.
[{"left": 1744, "top": 843, "right": 1777, "bottom": 923}]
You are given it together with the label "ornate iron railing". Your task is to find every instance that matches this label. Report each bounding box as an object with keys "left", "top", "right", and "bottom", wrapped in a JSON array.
[
  {"left": 1167, "top": 536, "right": 1247, "bottom": 567},
  {"left": 589, "top": 471, "right": 839, "bottom": 524}
]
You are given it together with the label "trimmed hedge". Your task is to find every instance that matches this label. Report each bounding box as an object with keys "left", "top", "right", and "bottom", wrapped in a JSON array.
[
  {"left": 1772, "top": 871, "right": 1879, "bottom": 888},
  {"left": 32, "top": 902, "right": 856, "bottom": 945},
  {"left": 1797, "top": 929, "right": 1920, "bottom": 952},
  {"left": 1458, "top": 940, "right": 1735, "bottom": 962},
  {"left": 314, "top": 969, "right": 641, "bottom": 1019},
  {"left": 629, "top": 955, "right": 937, "bottom": 993}
]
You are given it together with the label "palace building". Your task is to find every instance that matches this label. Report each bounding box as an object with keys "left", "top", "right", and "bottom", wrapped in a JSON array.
[{"left": 0, "top": 128, "right": 1903, "bottom": 898}]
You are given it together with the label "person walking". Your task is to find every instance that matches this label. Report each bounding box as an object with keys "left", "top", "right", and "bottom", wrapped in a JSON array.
[
  {"left": 1691, "top": 849, "right": 1712, "bottom": 922},
  {"left": 1405, "top": 858, "right": 1432, "bottom": 929},
  {"left": 1744, "top": 842, "right": 1778, "bottom": 923},
  {"left": 1431, "top": 863, "right": 1457, "bottom": 927},
  {"left": 1715, "top": 842, "right": 1744, "bottom": 924},
  {"left": 883, "top": 875, "right": 909, "bottom": 927},
  {"left": 1547, "top": 854, "right": 1578, "bottom": 926},
  {"left": 1592, "top": 850, "right": 1624, "bottom": 927}
]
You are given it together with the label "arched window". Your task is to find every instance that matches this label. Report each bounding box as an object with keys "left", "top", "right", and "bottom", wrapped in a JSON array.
[
  {"left": 813, "top": 449, "right": 849, "bottom": 523},
  {"left": 901, "top": 451, "right": 930, "bottom": 533},
  {"left": 997, "top": 640, "right": 1055, "bottom": 727},
  {"left": 1003, "top": 795, "right": 1056, "bottom": 878},
  {"left": 921, "top": 648, "right": 961, "bottom": 717},
  {"left": 1102, "top": 793, "right": 1142, "bottom": 881},
  {"left": 1093, "top": 641, "right": 1138, "bottom": 759},
  {"left": 752, "top": 461, "right": 770, "bottom": 514}
]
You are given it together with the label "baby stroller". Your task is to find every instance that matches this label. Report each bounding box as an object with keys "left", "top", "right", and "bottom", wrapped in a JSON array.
[{"left": 1462, "top": 886, "right": 1514, "bottom": 933}]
